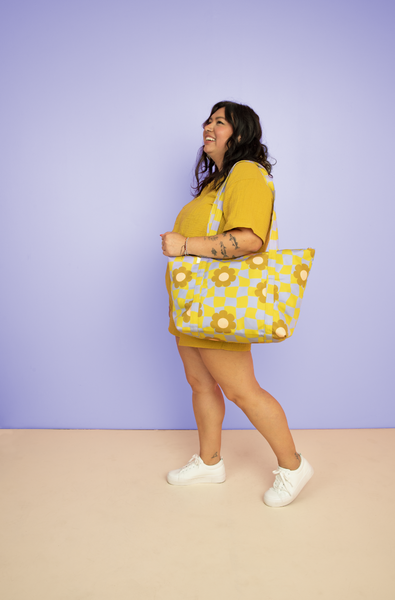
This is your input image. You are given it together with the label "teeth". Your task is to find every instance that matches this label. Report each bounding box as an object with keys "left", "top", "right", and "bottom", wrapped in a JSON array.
[{"left": 206, "top": 137, "right": 215, "bottom": 141}]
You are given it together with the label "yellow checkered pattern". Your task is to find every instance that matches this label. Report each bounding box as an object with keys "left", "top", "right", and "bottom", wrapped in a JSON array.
[{"left": 168, "top": 162, "right": 315, "bottom": 343}]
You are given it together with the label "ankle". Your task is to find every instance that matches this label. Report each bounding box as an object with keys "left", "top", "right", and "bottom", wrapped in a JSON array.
[
  {"left": 200, "top": 452, "right": 221, "bottom": 466},
  {"left": 278, "top": 452, "right": 301, "bottom": 471}
]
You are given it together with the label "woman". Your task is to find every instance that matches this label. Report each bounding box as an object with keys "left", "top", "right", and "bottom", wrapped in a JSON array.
[{"left": 161, "top": 101, "right": 313, "bottom": 507}]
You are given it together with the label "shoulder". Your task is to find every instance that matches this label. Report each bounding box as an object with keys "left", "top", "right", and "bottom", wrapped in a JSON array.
[
  {"left": 228, "top": 161, "right": 270, "bottom": 183},
  {"left": 225, "top": 161, "right": 274, "bottom": 198}
]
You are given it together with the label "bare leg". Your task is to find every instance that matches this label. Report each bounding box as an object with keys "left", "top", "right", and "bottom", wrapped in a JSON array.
[
  {"left": 176, "top": 339, "right": 225, "bottom": 465},
  {"left": 198, "top": 348, "right": 300, "bottom": 470}
]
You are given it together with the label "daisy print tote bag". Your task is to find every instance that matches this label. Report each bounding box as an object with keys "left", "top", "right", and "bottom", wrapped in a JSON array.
[{"left": 168, "top": 162, "right": 315, "bottom": 344}]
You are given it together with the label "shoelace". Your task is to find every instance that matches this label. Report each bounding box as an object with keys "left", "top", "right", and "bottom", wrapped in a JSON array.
[
  {"left": 180, "top": 454, "right": 201, "bottom": 472},
  {"left": 272, "top": 468, "right": 294, "bottom": 496}
]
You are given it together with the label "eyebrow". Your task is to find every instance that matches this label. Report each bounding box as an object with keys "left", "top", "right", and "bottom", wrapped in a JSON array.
[
  {"left": 202, "top": 115, "right": 228, "bottom": 127},
  {"left": 207, "top": 116, "right": 227, "bottom": 122}
]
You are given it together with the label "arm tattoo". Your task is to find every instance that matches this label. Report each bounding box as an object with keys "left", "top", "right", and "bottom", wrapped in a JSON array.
[
  {"left": 229, "top": 233, "right": 239, "bottom": 249},
  {"left": 220, "top": 242, "right": 228, "bottom": 258},
  {"left": 211, "top": 452, "right": 218, "bottom": 459},
  {"left": 211, "top": 248, "right": 217, "bottom": 256},
  {"left": 211, "top": 235, "right": 218, "bottom": 241}
]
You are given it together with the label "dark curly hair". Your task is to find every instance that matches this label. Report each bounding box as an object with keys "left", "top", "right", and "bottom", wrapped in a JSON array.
[{"left": 193, "top": 100, "right": 275, "bottom": 197}]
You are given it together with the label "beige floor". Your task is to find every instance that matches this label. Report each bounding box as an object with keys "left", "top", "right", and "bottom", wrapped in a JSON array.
[{"left": 0, "top": 429, "right": 394, "bottom": 600}]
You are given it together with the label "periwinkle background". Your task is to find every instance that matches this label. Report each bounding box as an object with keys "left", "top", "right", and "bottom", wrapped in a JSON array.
[{"left": 0, "top": 0, "right": 394, "bottom": 429}]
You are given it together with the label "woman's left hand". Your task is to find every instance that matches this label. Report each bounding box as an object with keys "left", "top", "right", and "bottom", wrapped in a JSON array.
[{"left": 161, "top": 232, "right": 186, "bottom": 256}]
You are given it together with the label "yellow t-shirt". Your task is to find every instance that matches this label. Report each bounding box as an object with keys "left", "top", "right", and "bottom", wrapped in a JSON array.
[{"left": 166, "top": 161, "right": 274, "bottom": 352}]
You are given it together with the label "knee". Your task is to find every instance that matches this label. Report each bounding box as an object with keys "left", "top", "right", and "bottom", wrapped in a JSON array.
[
  {"left": 185, "top": 372, "right": 217, "bottom": 395},
  {"left": 221, "top": 387, "right": 246, "bottom": 408},
  {"left": 221, "top": 385, "right": 260, "bottom": 409}
]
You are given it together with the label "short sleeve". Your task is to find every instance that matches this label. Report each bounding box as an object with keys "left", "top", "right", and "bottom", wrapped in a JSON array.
[{"left": 222, "top": 162, "right": 274, "bottom": 249}]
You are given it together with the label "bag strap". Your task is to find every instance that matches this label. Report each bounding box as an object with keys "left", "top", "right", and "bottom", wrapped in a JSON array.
[{"left": 206, "top": 160, "right": 279, "bottom": 251}]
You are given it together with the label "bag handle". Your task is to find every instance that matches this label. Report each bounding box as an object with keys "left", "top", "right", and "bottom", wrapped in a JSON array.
[{"left": 206, "top": 160, "right": 279, "bottom": 251}]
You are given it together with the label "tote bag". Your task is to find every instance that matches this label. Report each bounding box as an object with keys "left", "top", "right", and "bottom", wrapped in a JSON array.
[{"left": 168, "top": 161, "right": 315, "bottom": 343}]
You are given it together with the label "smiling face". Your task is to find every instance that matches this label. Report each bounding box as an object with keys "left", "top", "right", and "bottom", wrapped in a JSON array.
[{"left": 203, "top": 107, "right": 233, "bottom": 170}]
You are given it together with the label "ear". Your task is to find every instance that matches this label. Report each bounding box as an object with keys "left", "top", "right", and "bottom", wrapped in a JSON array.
[{"left": 237, "top": 135, "right": 241, "bottom": 142}]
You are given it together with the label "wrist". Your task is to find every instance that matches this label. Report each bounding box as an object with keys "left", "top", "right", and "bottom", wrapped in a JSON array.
[{"left": 180, "top": 236, "right": 189, "bottom": 256}]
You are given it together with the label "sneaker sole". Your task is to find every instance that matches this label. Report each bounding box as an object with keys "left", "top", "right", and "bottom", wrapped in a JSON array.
[{"left": 167, "top": 474, "right": 226, "bottom": 486}]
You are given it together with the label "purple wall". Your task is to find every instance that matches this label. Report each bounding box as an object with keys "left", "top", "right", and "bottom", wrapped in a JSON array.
[{"left": 1, "top": 0, "right": 394, "bottom": 429}]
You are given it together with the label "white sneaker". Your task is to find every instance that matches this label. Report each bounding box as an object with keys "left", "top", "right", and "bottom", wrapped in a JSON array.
[
  {"left": 167, "top": 454, "right": 226, "bottom": 486},
  {"left": 263, "top": 455, "right": 314, "bottom": 507}
]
